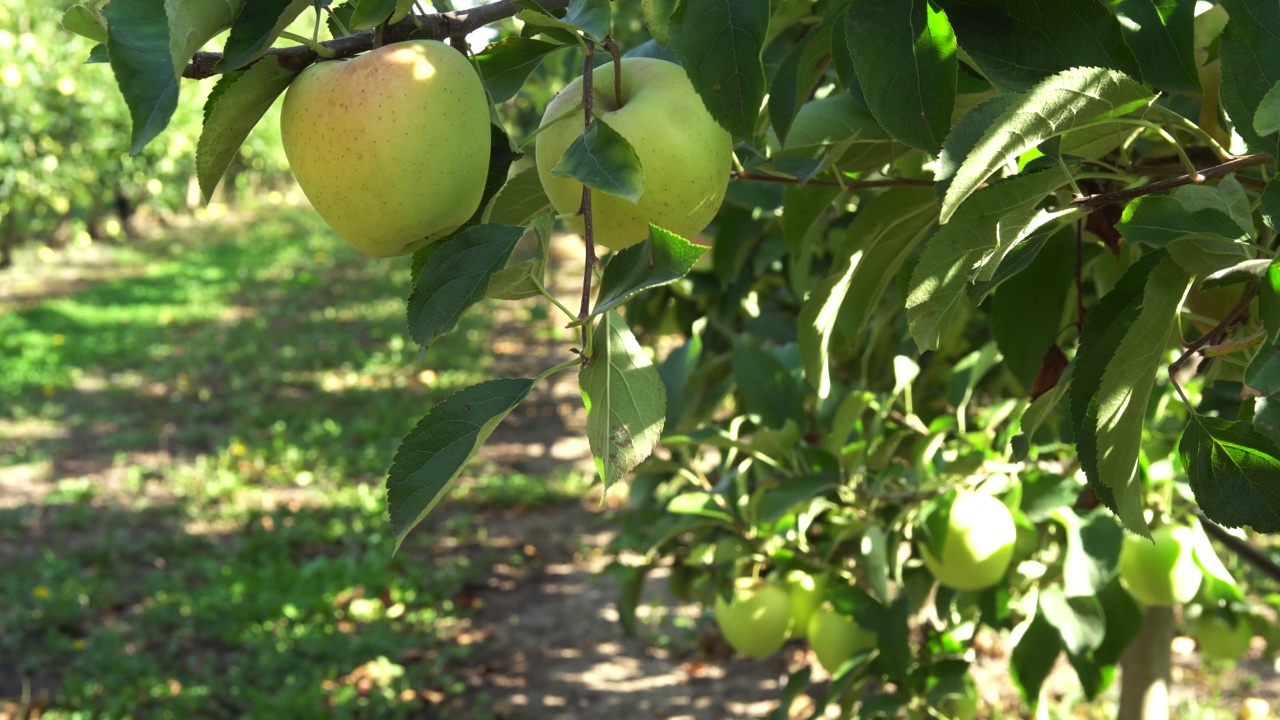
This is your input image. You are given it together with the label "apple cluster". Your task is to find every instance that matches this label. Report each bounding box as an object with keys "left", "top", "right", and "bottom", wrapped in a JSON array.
[{"left": 279, "top": 41, "right": 732, "bottom": 259}]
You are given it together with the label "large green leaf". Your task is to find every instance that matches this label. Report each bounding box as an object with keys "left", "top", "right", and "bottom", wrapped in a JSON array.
[
  {"left": 551, "top": 117, "right": 644, "bottom": 203},
  {"left": 1111, "top": 0, "right": 1200, "bottom": 95},
  {"left": 196, "top": 56, "right": 299, "bottom": 201},
  {"left": 940, "top": 67, "right": 1153, "bottom": 222},
  {"left": 991, "top": 227, "right": 1073, "bottom": 391},
  {"left": 1056, "top": 508, "right": 1123, "bottom": 598},
  {"left": 1039, "top": 585, "right": 1106, "bottom": 656},
  {"left": 475, "top": 37, "right": 568, "bottom": 104},
  {"left": 800, "top": 187, "right": 937, "bottom": 395},
  {"left": 1217, "top": 0, "right": 1280, "bottom": 154},
  {"left": 217, "top": 0, "right": 311, "bottom": 72},
  {"left": 1067, "top": 579, "right": 1141, "bottom": 699},
  {"left": 165, "top": 0, "right": 244, "bottom": 78},
  {"left": 1010, "top": 608, "right": 1064, "bottom": 709},
  {"left": 387, "top": 378, "right": 536, "bottom": 549},
  {"left": 768, "top": 23, "right": 833, "bottom": 145},
  {"left": 782, "top": 184, "right": 840, "bottom": 257},
  {"left": 839, "top": 0, "right": 957, "bottom": 153},
  {"left": 1180, "top": 415, "right": 1280, "bottom": 532},
  {"left": 1069, "top": 251, "right": 1164, "bottom": 536},
  {"left": 1246, "top": 263, "right": 1280, "bottom": 393},
  {"left": 670, "top": 0, "right": 769, "bottom": 139},
  {"left": 1257, "top": 79, "right": 1280, "bottom": 138},
  {"left": 486, "top": 211, "right": 552, "bottom": 301},
  {"left": 484, "top": 166, "right": 552, "bottom": 227},
  {"left": 1093, "top": 256, "right": 1190, "bottom": 533},
  {"left": 579, "top": 312, "right": 667, "bottom": 489},
  {"left": 1117, "top": 195, "right": 1250, "bottom": 248},
  {"left": 104, "top": 0, "right": 181, "bottom": 154},
  {"left": 907, "top": 170, "right": 1069, "bottom": 351},
  {"left": 934, "top": 94, "right": 1019, "bottom": 205},
  {"left": 62, "top": 4, "right": 108, "bottom": 44},
  {"left": 577, "top": 226, "right": 706, "bottom": 324},
  {"left": 349, "top": 0, "right": 396, "bottom": 30},
  {"left": 935, "top": 0, "right": 1142, "bottom": 92},
  {"left": 406, "top": 224, "right": 524, "bottom": 348},
  {"left": 734, "top": 343, "right": 805, "bottom": 430}
]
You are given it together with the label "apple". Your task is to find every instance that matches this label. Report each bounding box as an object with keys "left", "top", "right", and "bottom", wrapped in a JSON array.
[
  {"left": 1184, "top": 285, "right": 1245, "bottom": 335},
  {"left": 714, "top": 578, "right": 793, "bottom": 659},
  {"left": 1118, "top": 525, "right": 1203, "bottom": 606},
  {"left": 280, "top": 40, "right": 491, "bottom": 258},
  {"left": 920, "top": 491, "right": 1017, "bottom": 591},
  {"left": 534, "top": 57, "right": 733, "bottom": 251},
  {"left": 785, "top": 569, "right": 827, "bottom": 639},
  {"left": 1194, "top": 613, "right": 1253, "bottom": 662},
  {"left": 806, "top": 604, "right": 876, "bottom": 673}
]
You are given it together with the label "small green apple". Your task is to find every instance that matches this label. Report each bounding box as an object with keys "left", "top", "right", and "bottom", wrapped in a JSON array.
[
  {"left": 1194, "top": 613, "right": 1253, "bottom": 662},
  {"left": 806, "top": 604, "right": 876, "bottom": 673},
  {"left": 785, "top": 569, "right": 827, "bottom": 639},
  {"left": 534, "top": 57, "right": 733, "bottom": 251},
  {"left": 920, "top": 491, "right": 1017, "bottom": 591},
  {"left": 714, "top": 578, "right": 793, "bottom": 659},
  {"left": 1118, "top": 525, "right": 1203, "bottom": 606},
  {"left": 280, "top": 40, "right": 491, "bottom": 258}
]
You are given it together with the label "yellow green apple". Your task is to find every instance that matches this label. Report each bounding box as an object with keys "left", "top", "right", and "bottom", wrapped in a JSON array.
[
  {"left": 920, "top": 491, "right": 1017, "bottom": 591},
  {"left": 714, "top": 578, "right": 793, "bottom": 659},
  {"left": 1194, "top": 613, "right": 1253, "bottom": 662},
  {"left": 806, "top": 604, "right": 876, "bottom": 673},
  {"left": 280, "top": 40, "right": 491, "bottom": 258},
  {"left": 785, "top": 569, "right": 827, "bottom": 639},
  {"left": 534, "top": 57, "right": 732, "bottom": 251},
  {"left": 1118, "top": 525, "right": 1203, "bottom": 606}
]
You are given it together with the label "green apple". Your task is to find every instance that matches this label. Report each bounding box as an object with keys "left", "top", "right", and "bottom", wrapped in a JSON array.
[
  {"left": 1118, "top": 525, "right": 1203, "bottom": 606},
  {"left": 280, "top": 40, "right": 490, "bottom": 258},
  {"left": 920, "top": 491, "right": 1017, "bottom": 591},
  {"left": 714, "top": 578, "right": 793, "bottom": 659},
  {"left": 1194, "top": 613, "right": 1253, "bottom": 662},
  {"left": 534, "top": 57, "right": 733, "bottom": 251},
  {"left": 785, "top": 569, "right": 827, "bottom": 639},
  {"left": 806, "top": 604, "right": 875, "bottom": 673}
]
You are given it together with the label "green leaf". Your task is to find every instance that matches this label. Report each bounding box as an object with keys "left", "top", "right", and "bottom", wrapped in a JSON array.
[
  {"left": 1056, "top": 508, "right": 1123, "bottom": 598},
  {"left": 1093, "top": 256, "right": 1190, "bottom": 532},
  {"left": 839, "top": 0, "right": 957, "bottom": 153},
  {"left": 783, "top": 92, "right": 892, "bottom": 150},
  {"left": 969, "top": 221, "right": 1070, "bottom": 302},
  {"left": 1202, "top": 258, "right": 1272, "bottom": 290},
  {"left": 935, "top": 0, "right": 1142, "bottom": 92},
  {"left": 1218, "top": 0, "right": 1280, "bottom": 154},
  {"left": 991, "top": 227, "right": 1073, "bottom": 390},
  {"left": 1012, "top": 363, "right": 1072, "bottom": 462},
  {"left": 485, "top": 211, "right": 552, "bottom": 301},
  {"left": 104, "top": 0, "right": 182, "bottom": 155},
  {"left": 670, "top": 0, "right": 769, "bottom": 139},
  {"left": 1070, "top": 251, "right": 1164, "bottom": 532},
  {"left": 643, "top": 0, "right": 677, "bottom": 46},
  {"left": 217, "top": 0, "right": 311, "bottom": 72},
  {"left": 580, "top": 312, "right": 667, "bottom": 489},
  {"left": 562, "top": 0, "right": 612, "bottom": 40},
  {"left": 768, "top": 23, "right": 833, "bottom": 145},
  {"left": 782, "top": 184, "right": 840, "bottom": 258},
  {"left": 63, "top": 4, "right": 108, "bottom": 44},
  {"left": 406, "top": 224, "right": 524, "bottom": 348},
  {"left": 475, "top": 37, "right": 567, "bottom": 104},
  {"left": 484, "top": 166, "right": 552, "bottom": 227},
  {"left": 576, "top": 226, "right": 706, "bottom": 325},
  {"left": 934, "top": 94, "right": 1019, "bottom": 205},
  {"left": 196, "top": 56, "right": 299, "bottom": 202},
  {"left": 734, "top": 343, "right": 804, "bottom": 430},
  {"left": 877, "top": 597, "right": 912, "bottom": 683},
  {"left": 1039, "top": 585, "right": 1106, "bottom": 656},
  {"left": 1245, "top": 263, "right": 1280, "bottom": 393},
  {"left": 1067, "top": 579, "right": 1141, "bottom": 699},
  {"left": 1010, "top": 609, "right": 1063, "bottom": 709},
  {"left": 1181, "top": 415, "right": 1280, "bottom": 532},
  {"left": 551, "top": 117, "right": 644, "bottom": 203},
  {"left": 658, "top": 331, "right": 703, "bottom": 429},
  {"left": 166, "top": 0, "right": 244, "bottom": 78},
  {"left": 1118, "top": 195, "right": 1249, "bottom": 248},
  {"left": 907, "top": 170, "right": 1069, "bottom": 351},
  {"left": 1176, "top": 176, "right": 1253, "bottom": 236},
  {"left": 800, "top": 187, "right": 937, "bottom": 395},
  {"left": 350, "top": 0, "right": 396, "bottom": 30},
  {"left": 1111, "top": 0, "right": 1200, "bottom": 95},
  {"left": 1262, "top": 179, "right": 1280, "bottom": 233},
  {"left": 387, "top": 378, "right": 536, "bottom": 549},
  {"left": 1255, "top": 78, "right": 1280, "bottom": 138},
  {"left": 940, "top": 67, "right": 1152, "bottom": 222},
  {"left": 1189, "top": 516, "right": 1245, "bottom": 602}
]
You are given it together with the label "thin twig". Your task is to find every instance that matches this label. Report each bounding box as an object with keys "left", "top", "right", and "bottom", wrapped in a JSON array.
[
  {"left": 730, "top": 171, "right": 933, "bottom": 189},
  {"left": 578, "top": 45, "right": 597, "bottom": 352},
  {"left": 1170, "top": 284, "right": 1259, "bottom": 377},
  {"left": 1071, "top": 154, "right": 1274, "bottom": 211},
  {"left": 1075, "top": 219, "right": 1085, "bottom": 333},
  {"left": 182, "top": 0, "right": 569, "bottom": 79}
]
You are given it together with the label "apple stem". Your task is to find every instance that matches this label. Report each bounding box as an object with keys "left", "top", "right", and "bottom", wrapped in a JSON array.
[
  {"left": 604, "top": 38, "right": 623, "bottom": 109},
  {"left": 577, "top": 44, "right": 597, "bottom": 352},
  {"left": 279, "top": 32, "right": 337, "bottom": 59}
]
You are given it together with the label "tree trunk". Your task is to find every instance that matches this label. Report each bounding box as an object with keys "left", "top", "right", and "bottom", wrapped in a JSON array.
[
  {"left": 1118, "top": 605, "right": 1174, "bottom": 720},
  {"left": 0, "top": 211, "right": 18, "bottom": 270}
]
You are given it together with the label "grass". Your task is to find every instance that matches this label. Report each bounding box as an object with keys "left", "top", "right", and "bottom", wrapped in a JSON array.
[{"left": 0, "top": 208, "right": 581, "bottom": 718}]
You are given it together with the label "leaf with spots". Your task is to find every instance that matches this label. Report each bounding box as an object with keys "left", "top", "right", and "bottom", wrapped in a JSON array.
[
  {"left": 580, "top": 311, "right": 667, "bottom": 489},
  {"left": 670, "top": 0, "right": 769, "bottom": 139},
  {"left": 386, "top": 378, "right": 536, "bottom": 550}
]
